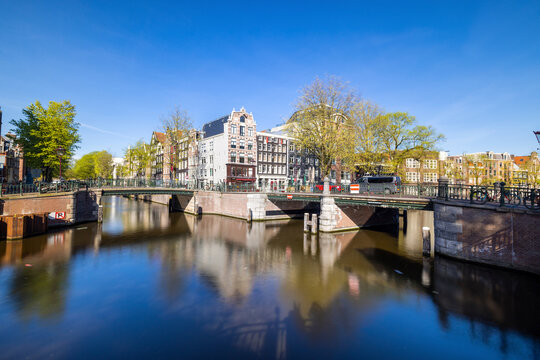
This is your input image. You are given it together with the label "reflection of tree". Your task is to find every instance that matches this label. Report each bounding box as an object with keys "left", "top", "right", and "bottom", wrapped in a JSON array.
[{"left": 9, "top": 263, "right": 69, "bottom": 320}]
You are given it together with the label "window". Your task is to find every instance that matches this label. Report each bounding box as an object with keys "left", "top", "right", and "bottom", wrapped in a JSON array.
[
  {"left": 406, "top": 158, "right": 420, "bottom": 168},
  {"left": 248, "top": 127, "right": 253, "bottom": 137},
  {"left": 210, "top": 155, "right": 213, "bottom": 164},
  {"left": 210, "top": 168, "right": 213, "bottom": 176},
  {"left": 239, "top": 155, "right": 245, "bottom": 163},
  {"left": 424, "top": 160, "right": 437, "bottom": 169},
  {"left": 240, "top": 115, "right": 245, "bottom": 123},
  {"left": 230, "top": 151, "right": 236, "bottom": 163},
  {"left": 406, "top": 172, "right": 419, "bottom": 182},
  {"left": 423, "top": 173, "right": 438, "bottom": 183},
  {"left": 258, "top": 142, "right": 262, "bottom": 150},
  {"left": 239, "top": 140, "right": 245, "bottom": 149},
  {"left": 231, "top": 139, "right": 236, "bottom": 148},
  {"left": 240, "top": 126, "right": 245, "bottom": 136},
  {"left": 248, "top": 154, "right": 253, "bottom": 163},
  {"left": 248, "top": 141, "right": 253, "bottom": 150},
  {"left": 231, "top": 124, "right": 237, "bottom": 134}
]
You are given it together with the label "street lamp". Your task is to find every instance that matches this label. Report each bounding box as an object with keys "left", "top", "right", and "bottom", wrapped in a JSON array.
[
  {"left": 56, "top": 146, "right": 65, "bottom": 180},
  {"left": 535, "top": 131, "right": 540, "bottom": 147}
]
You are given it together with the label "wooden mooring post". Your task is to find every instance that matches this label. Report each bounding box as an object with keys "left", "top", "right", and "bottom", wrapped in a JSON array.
[{"left": 422, "top": 226, "right": 431, "bottom": 256}]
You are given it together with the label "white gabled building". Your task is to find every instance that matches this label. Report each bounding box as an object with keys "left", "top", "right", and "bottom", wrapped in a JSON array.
[{"left": 197, "top": 108, "right": 257, "bottom": 186}]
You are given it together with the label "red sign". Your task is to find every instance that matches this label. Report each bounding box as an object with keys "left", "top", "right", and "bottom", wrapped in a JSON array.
[
  {"left": 287, "top": 194, "right": 293, "bottom": 200},
  {"left": 350, "top": 184, "right": 360, "bottom": 194},
  {"left": 55, "top": 212, "right": 66, "bottom": 220}
]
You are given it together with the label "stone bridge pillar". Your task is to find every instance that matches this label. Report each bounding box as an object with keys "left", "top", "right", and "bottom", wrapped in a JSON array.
[
  {"left": 247, "top": 193, "right": 267, "bottom": 221},
  {"left": 95, "top": 190, "right": 103, "bottom": 223},
  {"left": 319, "top": 177, "right": 337, "bottom": 232}
]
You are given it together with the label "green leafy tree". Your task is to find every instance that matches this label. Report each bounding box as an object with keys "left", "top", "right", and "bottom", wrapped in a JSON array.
[
  {"left": 129, "top": 140, "right": 154, "bottom": 178},
  {"left": 94, "top": 150, "right": 113, "bottom": 178},
  {"left": 73, "top": 152, "right": 97, "bottom": 179},
  {"left": 10, "top": 100, "right": 80, "bottom": 181}
]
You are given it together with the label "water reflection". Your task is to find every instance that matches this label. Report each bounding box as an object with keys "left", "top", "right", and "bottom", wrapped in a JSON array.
[{"left": 0, "top": 196, "right": 538, "bottom": 359}]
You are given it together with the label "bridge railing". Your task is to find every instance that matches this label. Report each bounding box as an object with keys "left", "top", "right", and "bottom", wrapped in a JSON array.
[{"left": 0, "top": 180, "right": 88, "bottom": 197}]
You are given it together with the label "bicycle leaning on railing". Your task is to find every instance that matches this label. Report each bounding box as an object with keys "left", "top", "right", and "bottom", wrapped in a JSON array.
[
  {"left": 523, "top": 188, "right": 540, "bottom": 210},
  {"left": 470, "top": 183, "right": 521, "bottom": 207}
]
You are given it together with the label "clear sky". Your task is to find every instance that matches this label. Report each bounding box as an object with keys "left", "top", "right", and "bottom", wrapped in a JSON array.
[{"left": 1, "top": 0, "right": 539, "bottom": 158}]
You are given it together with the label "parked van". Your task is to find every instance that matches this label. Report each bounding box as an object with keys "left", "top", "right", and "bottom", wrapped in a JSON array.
[{"left": 356, "top": 176, "right": 401, "bottom": 194}]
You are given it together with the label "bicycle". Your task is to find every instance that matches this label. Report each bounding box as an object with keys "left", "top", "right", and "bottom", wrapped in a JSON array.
[
  {"left": 471, "top": 186, "right": 521, "bottom": 207},
  {"left": 523, "top": 189, "right": 540, "bottom": 210}
]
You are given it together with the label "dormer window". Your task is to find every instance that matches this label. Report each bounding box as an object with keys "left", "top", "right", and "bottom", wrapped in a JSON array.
[{"left": 240, "top": 115, "right": 246, "bottom": 123}]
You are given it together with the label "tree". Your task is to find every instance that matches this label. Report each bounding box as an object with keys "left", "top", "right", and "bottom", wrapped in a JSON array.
[
  {"left": 288, "top": 76, "right": 357, "bottom": 178},
  {"left": 161, "top": 106, "right": 193, "bottom": 180},
  {"left": 73, "top": 152, "right": 97, "bottom": 179},
  {"left": 465, "top": 154, "right": 488, "bottom": 186},
  {"left": 376, "top": 112, "right": 444, "bottom": 176},
  {"left": 378, "top": 112, "right": 416, "bottom": 174},
  {"left": 523, "top": 152, "right": 540, "bottom": 185},
  {"left": 350, "top": 101, "right": 386, "bottom": 175},
  {"left": 94, "top": 151, "right": 113, "bottom": 178},
  {"left": 130, "top": 140, "right": 153, "bottom": 178},
  {"left": 10, "top": 100, "right": 80, "bottom": 181}
]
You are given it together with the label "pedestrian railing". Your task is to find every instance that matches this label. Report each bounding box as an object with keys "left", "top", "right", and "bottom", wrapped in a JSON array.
[
  {"left": 4, "top": 178, "right": 538, "bottom": 210},
  {"left": 0, "top": 180, "right": 87, "bottom": 197}
]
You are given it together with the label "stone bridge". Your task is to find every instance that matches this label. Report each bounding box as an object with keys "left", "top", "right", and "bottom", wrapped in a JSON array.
[{"left": 1, "top": 181, "right": 539, "bottom": 275}]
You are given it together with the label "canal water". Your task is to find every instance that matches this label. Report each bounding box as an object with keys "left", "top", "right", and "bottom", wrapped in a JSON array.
[{"left": 0, "top": 196, "right": 539, "bottom": 359}]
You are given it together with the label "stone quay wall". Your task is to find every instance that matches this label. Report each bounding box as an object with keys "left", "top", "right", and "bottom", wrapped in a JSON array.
[
  {"left": 1, "top": 191, "right": 99, "bottom": 227},
  {"left": 169, "top": 191, "right": 398, "bottom": 231},
  {"left": 433, "top": 200, "right": 540, "bottom": 275}
]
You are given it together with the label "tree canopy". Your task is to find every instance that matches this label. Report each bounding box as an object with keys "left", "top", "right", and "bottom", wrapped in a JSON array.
[
  {"left": 10, "top": 100, "right": 80, "bottom": 181},
  {"left": 288, "top": 76, "right": 445, "bottom": 179},
  {"left": 288, "top": 76, "right": 357, "bottom": 178},
  {"left": 73, "top": 150, "right": 114, "bottom": 179}
]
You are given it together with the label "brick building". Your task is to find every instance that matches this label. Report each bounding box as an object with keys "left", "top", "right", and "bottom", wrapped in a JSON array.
[{"left": 401, "top": 151, "right": 444, "bottom": 184}]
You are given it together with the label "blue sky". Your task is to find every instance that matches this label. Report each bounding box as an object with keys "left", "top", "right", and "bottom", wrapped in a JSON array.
[{"left": 1, "top": 0, "right": 539, "bottom": 158}]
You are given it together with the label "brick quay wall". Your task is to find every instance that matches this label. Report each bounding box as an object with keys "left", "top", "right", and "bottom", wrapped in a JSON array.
[{"left": 433, "top": 200, "right": 540, "bottom": 275}]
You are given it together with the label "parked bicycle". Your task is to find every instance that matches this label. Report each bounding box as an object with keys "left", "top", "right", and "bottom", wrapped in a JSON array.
[
  {"left": 523, "top": 189, "right": 540, "bottom": 210},
  {"left": 470, "top": 184, "right": 521, "bottom": 207}
]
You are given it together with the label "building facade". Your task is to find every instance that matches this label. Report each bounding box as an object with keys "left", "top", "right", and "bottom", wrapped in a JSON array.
[
  {"left": 198, "top": 108, "right": 257, "bottom": 185},
  {"left": 256, "top": 129, "right": 289, "bottom": 191}
]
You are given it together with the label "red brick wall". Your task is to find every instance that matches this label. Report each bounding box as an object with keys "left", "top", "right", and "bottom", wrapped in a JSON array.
[{"left": 434, "top": 201, "right": 540, "bottom": 275}]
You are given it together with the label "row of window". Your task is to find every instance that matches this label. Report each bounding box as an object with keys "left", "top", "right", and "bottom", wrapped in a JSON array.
[
  {"left": 230, "top": 152, "right": 254, "bottom": 164},
  {"left": 258, "top": 152, "right": 286, "bottom": 163},
  {"left": 258, "top": 164, "right": 286, "bottom": 175},
  {"left": 258, "top": 142, "right": 287, "bottom": 153},
  {"left": 405, "top": 158, "right": 438, "bottom": 169},
  {"left": 231, "top": 139, "right": 254, "bottom": 150},
  {"left": 231, "top": 125, "right": 253, "bottom": 137},
  {"left": 406, "top": 172, "right": 438, "bottom": 183},
  {"left": 257, "top": 135, "right": 287, "bottom": 144}
]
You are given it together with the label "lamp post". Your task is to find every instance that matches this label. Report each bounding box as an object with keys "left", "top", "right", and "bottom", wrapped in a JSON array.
[
  {"left": 535, "top": 131, "right": 540, "bottom": 148},
  {"left": 56, "top": 146, "right": 65, "bottom": 180}
]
